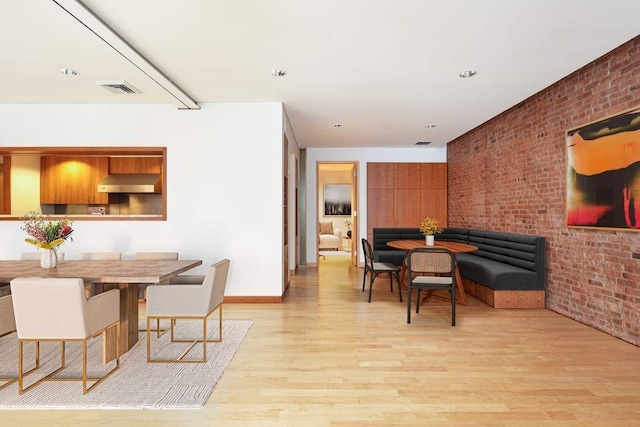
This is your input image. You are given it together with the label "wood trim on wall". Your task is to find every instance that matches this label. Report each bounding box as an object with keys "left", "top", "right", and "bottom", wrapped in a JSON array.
[{"left": 1, "top": 156, "right": 10, "bottom": 215}]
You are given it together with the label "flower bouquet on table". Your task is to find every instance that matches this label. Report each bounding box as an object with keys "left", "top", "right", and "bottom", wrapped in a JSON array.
[
  {"left": 419, "top": 217, "right": 443, "bottom": 246},
  {"left": 21, "top": 212, "right": 74, "bottom": 268}
]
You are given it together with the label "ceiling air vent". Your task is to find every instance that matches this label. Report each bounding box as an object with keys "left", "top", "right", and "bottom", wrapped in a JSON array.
[
  {"left": 415, "top": 141, "right": 432, "bottom": 146},
  {"left": 95, "top": 80, "right": 142, "bottom": 95}
]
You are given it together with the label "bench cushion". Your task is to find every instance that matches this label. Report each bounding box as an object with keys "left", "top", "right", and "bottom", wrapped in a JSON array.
[
  {"left": 435, "top": 227, "right": 469, "bottom": 243},
  {"left": 372, "top": 228, "right": 423, "bottom": 266},
  {"left": 456, "top": 253, "right": 543, "bottom": 291},
  {"left": 374, "top": 250, "right": 406, "bottom": 266}
]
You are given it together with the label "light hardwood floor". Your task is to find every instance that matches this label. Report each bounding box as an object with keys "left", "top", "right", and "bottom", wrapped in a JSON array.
[{"left": 3, "top": 256, "right": 640, "bottom": 426}]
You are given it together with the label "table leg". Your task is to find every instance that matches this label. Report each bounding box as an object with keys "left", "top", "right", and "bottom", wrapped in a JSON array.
[
  {"left": 102, "top": 282, "right": 139, "bottom": 363},
  {"left": 454, "top": 267, "right": 467, "bottom": 306}
]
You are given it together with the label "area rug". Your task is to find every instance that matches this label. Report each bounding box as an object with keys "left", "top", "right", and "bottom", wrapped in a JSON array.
[{"left": 0, "top": 319, "right": 252, "bottom": 409}]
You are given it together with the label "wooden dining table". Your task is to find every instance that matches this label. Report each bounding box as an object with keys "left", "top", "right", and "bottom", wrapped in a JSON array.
[
  {"left": 386, "top": 240, "right": 478, "bottom": 306},
  {"left": 0, "top": 259, "right": 202, "bottom": 362}
]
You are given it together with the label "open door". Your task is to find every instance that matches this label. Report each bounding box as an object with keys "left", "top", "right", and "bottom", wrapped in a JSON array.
[{"left": 316, "top": 161, "right": 359, "bottom": 266}]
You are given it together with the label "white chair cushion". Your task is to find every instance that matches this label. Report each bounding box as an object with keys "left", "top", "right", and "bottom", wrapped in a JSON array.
[{"left": 10, "top": 278, "right": 119, "bottom": 339}]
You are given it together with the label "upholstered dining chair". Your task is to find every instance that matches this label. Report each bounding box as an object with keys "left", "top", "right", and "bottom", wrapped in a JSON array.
[
  {"left": 406, "top": 247, "right": 457, "bottom": 326},
  {"left": 78, "top": 252, "right": 122, "bottom": 295},
  {"left": 20, "top": 252, "right": 66, "bottom": 261},
  {"left": 361, "top": 238, "right": 402, "bottom": 303},
  {"left": 0, "top": 294, "right": 20, "bottom": 391},
  {"left": 0, "top": 295, "right": 37, "bottom": 391},
  {"left": 9, "top": 277, "right": 120, "bottom": 394},
  {"left": 134, "top": 252, "right": 179, "bottom": 335},
  {"left": 145, "top": 258, "right": 230, "bottom": 363}
]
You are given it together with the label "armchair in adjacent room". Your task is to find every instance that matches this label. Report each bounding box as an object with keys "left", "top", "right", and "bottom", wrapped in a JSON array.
[{"left": 318, "top": 221, "right": 342, "bottom": 251}]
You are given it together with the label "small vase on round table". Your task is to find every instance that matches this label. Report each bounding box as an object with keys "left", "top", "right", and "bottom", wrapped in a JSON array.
[
  {"left": 425, "top": 235, "right": 435, "bottom": 246},
  {"left": 40, "top": 249, "right": 58, "bottom": 269}
]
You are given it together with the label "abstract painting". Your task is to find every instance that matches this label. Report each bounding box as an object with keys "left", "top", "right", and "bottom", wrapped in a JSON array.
[
  {"left": 324, "top": 184, "right": 351, "bottom": 216},
  {"left": 566, "top": 106, "right": 640, "bottom": 230}
]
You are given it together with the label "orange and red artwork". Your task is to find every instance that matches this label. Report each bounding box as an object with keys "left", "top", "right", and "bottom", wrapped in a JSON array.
[{"left": 567, "top": 107, "right": 640, "bottom": 229}]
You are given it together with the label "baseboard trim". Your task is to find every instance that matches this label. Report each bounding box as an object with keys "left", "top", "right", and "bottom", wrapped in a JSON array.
[{"left": 462, "top": 278, "right": 545, "bottom": 308}]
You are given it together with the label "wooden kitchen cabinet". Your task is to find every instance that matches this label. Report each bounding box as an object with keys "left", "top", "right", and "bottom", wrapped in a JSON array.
[
  {"left": 109, "top": 156, "right": 163, "bottom": 174},
  {"left": 40, "top": 156, "right": 109, "bottom": 204}
]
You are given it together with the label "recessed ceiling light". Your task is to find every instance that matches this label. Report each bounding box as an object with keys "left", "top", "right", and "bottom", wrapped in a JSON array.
[
  {"left": 270, "top": 69, "right": 287, "bottom": 77},
  {"left": 459, "top": 69, "right": 477, "bottom": 78},
  {"left": 59, "top": 68, "right": 79, "bottom": 76},
  {"left": 424, "top": 124, "right": 437, "bottom": 128},
  {"left": 332, "top": 123, "right": 342, "bottom": 128}
]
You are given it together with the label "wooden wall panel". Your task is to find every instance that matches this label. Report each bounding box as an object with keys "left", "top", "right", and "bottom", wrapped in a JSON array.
[
  {"left": 366, "top": 188, "right": 394, "bottom": 239},
  {"left": 394, "top": 189, "right": 422, "bottom": 226},
  {"left": 419, "top": 189, "right": 447, "bottom": 227},
  {"left": 421, "top": 163, "right": 447, "bottom": 189},
  {"left": 367, "top": 163, "right": 394, "bottom": 189},
  {"left": 367, "top": 162, "right": 447, "bottom": 235},
  {"left": 394, "top": 163, "right": 421, "bottom": 189}
]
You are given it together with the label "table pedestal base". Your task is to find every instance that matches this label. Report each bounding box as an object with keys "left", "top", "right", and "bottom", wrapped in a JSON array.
[{"left": 102, "top": 282, "right": 139, "bottom": 363}]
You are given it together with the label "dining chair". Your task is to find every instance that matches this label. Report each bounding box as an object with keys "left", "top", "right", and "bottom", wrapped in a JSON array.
[
  {"left": 20, "top": 252, "right": 66, "bottom": 261},
  {"left": 133, "top": 252, "right": 179, "bottom": 335},
  {"left": 361, "top": 238, "right": 401, "bottom": 303},
  {"left": 133, "top": 251, "right": 204, "bottom": 293},
  {"left": 78, "top": 252, "right": 122, "bottom": 295},
  {"left": 0, "top": 294, "right": 41, "bottom": 392},
  {"left": 406, "top": 247, "right": 457, "bottom": 326},
  {"left": 0, "top": 295, "right": 19, "bottom": 390},
  {"left": 145, "top": 259, "right": 230, "bottom": 363},
  {"left": 9, "top": 277, "right": 120, "bottom": 394}
]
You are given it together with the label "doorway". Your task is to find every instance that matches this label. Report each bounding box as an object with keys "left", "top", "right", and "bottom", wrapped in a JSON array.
[{"left": 316, "top": 162, "right": 358, "bottom": 267}]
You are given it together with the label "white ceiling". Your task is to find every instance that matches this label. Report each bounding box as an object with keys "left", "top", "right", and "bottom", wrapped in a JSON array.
[{"left": 1, "top": 0, "right": 638, "bottom": 149}]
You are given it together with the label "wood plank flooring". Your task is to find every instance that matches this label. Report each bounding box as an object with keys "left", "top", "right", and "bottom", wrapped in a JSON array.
[{"left": 2, "top": 256, "right": 640, "bottom": 426}]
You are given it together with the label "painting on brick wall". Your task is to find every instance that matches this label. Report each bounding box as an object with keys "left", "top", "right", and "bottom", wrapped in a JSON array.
[
  {"left": 324, "top": 184, "right": 351, "bottom": 216},
  {"left": 566, "top": 106, "right": 640, "bottom": 230}
]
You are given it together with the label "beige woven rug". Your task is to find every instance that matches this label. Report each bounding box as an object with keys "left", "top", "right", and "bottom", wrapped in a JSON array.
[{"left": 0, "top": 319, "right": 252, "bottom": 409}]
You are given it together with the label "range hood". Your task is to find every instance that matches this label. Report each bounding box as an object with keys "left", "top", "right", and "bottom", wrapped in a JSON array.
[{"left": 97, "top": 174, "right": 161, "bottom": 193}]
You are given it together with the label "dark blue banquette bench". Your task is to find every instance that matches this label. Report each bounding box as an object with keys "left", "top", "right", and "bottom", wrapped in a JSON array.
[{"left": 372, "top": 227, "right": 546, "bottom": 308}]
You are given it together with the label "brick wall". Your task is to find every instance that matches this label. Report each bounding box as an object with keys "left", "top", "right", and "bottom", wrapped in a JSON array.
[{"left": 447, "top": 36, "right": 640, "bottom": 346}]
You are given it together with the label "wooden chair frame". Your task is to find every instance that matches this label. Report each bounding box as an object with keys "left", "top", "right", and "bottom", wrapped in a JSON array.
[
  {"left": 146, "top": 304, "right": 223, "bottom": 363},
  {"left": 361, "top": 238, "right": 402, "bottom": 303},
  {"left": 16, "top": 321, "right": 120, "bottom": 395}
]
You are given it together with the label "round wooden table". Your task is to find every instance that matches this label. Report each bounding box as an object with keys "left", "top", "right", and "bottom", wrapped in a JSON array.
[{"left": 386, "top": 240, "right": 478, "bottom": 306}]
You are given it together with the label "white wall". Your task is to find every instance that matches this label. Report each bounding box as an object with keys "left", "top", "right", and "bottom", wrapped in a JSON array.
[
  {"left": 0, "top": 103, "right": 284, "bottom": 297},
  {"left": 306, "top": 147, "right": 447, "bottom": 264}
]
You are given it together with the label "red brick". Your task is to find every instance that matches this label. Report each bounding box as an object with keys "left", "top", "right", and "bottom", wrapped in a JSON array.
[{"left": 447, "top": 36, "right": 640, "bottom": 346}]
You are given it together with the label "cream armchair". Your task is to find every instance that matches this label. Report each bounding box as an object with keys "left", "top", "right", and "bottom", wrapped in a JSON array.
[
  {"left": 10, "top": 277, "right": 120, "bottom": 394},
  {"left": 146, "top": 258, "right": 230, "bottom": 363},
  {"left": 319, "top": 221, "right": 342, "bottom": 250}
]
